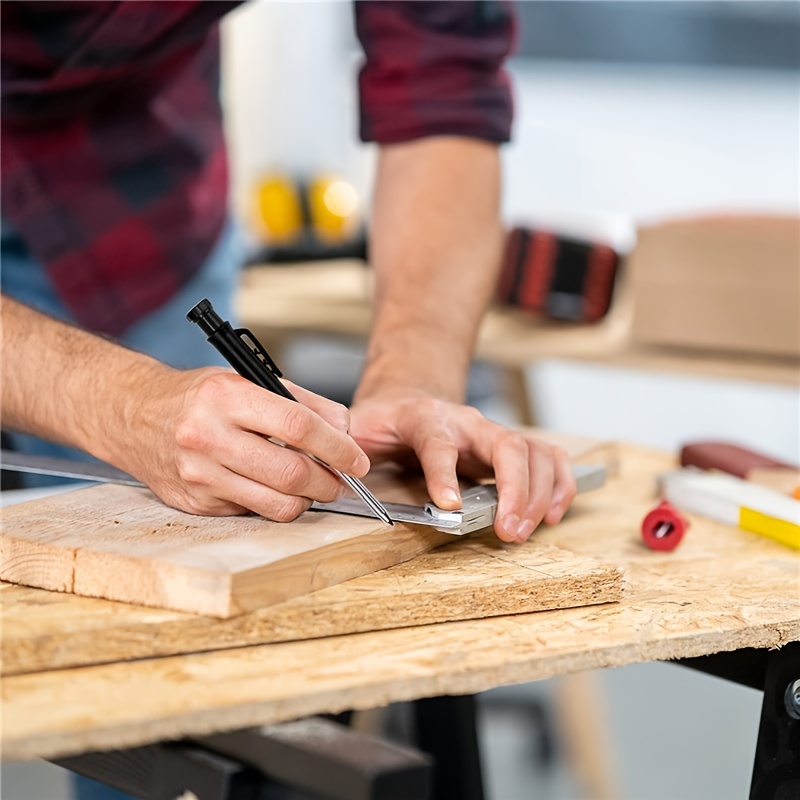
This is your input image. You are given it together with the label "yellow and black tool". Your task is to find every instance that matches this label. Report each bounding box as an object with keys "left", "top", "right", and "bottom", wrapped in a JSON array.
[{"left": 251, "top": 173, "right": 365, "bottom": 262}]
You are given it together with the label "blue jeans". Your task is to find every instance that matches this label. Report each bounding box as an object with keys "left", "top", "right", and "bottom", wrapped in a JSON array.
[
  {"left": 1, "top": 220, "right": 242, "bottom": 799},
  {"left": 1, "top": 219, "right": 241, "bottom": 483}
]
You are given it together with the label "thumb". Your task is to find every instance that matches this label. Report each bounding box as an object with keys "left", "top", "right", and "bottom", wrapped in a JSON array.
[{"left": 414, "top": 431, "right": 462, "bottom": 510}]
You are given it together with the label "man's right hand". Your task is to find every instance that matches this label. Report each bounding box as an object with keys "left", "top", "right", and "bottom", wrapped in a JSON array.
[
  {"left": 118, "top": 367, "right": 371, "bottom": 520},
  {"left": 1, "top": 296, "right": 369, "bottom": 522}
]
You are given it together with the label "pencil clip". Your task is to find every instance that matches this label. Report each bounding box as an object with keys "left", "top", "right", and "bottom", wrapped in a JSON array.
[{"left": 235, "top": 328, "right": 283, "bottom": 378}]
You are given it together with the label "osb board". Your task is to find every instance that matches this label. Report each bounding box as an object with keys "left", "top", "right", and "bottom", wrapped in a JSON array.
[
  {"left": 0, "top": 432, "right": 617, "bottom": 619},
  {"left": 4, "top": 446, "right": 799, "bottom": 761},
  {"left": 0, "top": 535, "right": 625, "bottom": 676}
]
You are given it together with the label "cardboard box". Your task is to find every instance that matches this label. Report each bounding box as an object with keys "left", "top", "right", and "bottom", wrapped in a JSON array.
[{"left": 629, "top": 216, "right": 800, "bottom": 358}]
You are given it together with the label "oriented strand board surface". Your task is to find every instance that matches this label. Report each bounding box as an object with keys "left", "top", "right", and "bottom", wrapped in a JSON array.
[
  {"left": 4, "top": 446, "right": 799, "bottom": 761},
  {"left": 0, "top": 536, "right": 624, "bottom": 676}
]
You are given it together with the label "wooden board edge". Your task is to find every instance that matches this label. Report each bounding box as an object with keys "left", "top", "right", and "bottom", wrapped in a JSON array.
[
  {"left": 0, "top": 535, "right": 77, "bottom": 594},
  {"left": 229, "top": 526, "right": 452, "bottom": 616},
  {"left": 3, "top": 621, "right": 795, "bottom": 762},
  {"left": 1, "top": 552, "right": 625, "bottom": 676}
]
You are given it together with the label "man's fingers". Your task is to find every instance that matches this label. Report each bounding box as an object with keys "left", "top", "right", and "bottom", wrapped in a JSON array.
[
  {"left": 514, "top": 441, "right": 556, "bottom": 542},
  {"left": 211, "top": 468, "right": 313, "bottom": 521},
  {"left": 268, "top": 400, "right": 366, "bottom": 474},
  {"left": 286, "top": 381, "right": 351, "bottom": 434},
  {"left": 166, "top": 371, "right": 364, "bottom": 518},
  {"left": 215, "top": 432, "right": 344, "bottom": 503},
  {"left": 346, "top": 394, "right": 579, "bottom": 545},
  {"left": 489, "top": 430, "right": 532, "bottom": 543},
  {"left": 204, "top": 375, "right": 368, "bottom": 477},
  {"left": 544, "top": 446, "right": 577, "bottom": 525},
  {"left": 413, "top": 429, "right": 462, "bottom": 510},
  {"left": 496, "top": 440, "right": 575, "bottom": 541},
  {"left": 174, "top": 454, "right": 315, "bottom": 521}
]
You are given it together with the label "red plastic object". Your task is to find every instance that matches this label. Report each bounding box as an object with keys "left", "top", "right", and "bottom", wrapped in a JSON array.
[
  {"left": 641, "top": 501, "right": 689, "bottom": 552},
  {"left": 679, "top": 441, "right": 792, "bottom": 479},
  {"left": 497, "top": 227, "right": 620, "bottom": 322}
]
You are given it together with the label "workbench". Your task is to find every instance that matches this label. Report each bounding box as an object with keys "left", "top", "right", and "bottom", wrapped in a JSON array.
[
  {"left": 237, "top": 261, "right": 800, "bottom": 425},
  {"left": 2, "top": 444, "right": 798, "bottom": 799}
]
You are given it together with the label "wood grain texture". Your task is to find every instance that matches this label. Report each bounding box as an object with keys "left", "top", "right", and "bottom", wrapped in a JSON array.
[
  {"left": 0, "top": 433, "right": 616, "bottom": 619},
  {"left": 238, "top": 261, "right": 800, "bottom": 386},
  {"left": 0, "top": 475, "right": 451, "bottom": 618},
  {"left": 4, "top": 445, "right": 798, "bottom": 761},
  {"left": 0, "top": 536, "right": 624, "bottom": 676}
]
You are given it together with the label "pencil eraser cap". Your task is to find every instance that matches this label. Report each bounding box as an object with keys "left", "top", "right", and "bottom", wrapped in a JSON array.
[
  {"left": 186, "top": 298, "right": 225, "bottom": 336},
  {"left": 186, "top": 298, "right": 213, "bottom": 323}
]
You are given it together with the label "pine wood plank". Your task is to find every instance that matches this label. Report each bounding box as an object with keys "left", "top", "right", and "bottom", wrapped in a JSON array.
[
  {"left": 4, "top": 446, "right": 797, "bottom": 762},
  {"left": 0, "top": 534, "right": 624, "bottom": 676},
  {"left": 0, "top": 475, "right": 451, "bottom": 618}
]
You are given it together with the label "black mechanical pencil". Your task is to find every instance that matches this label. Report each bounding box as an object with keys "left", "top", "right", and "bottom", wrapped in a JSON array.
[{"left": 186, "top": 298, "right": 393, "bottom": 525}]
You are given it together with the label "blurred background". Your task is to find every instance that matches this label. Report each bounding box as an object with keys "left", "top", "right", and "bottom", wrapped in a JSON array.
[
  {"left": 5, "top": 2, "right": 798, "bottom": 799},
  {"left": 221, "top": 6, "right": 798, "bottom": 799},
  {"left": 223, "top": 0, "right": 798, "bottom": 463}
]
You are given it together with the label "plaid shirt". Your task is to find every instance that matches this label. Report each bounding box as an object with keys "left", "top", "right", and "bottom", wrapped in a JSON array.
[{"left": 1, "top": 1, "right": 514, "bottom": 337}]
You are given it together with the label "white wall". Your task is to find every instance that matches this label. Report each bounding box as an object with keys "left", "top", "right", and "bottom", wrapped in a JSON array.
[
  {"left": 504, "top": 62, "right": 800, "bottom": 227},
  {"left": 222, "top": 19, "right": 799, "bottom": 461},
  {"left": 501, "top": 62, "right": 799, "bottom": 461},
  {"left": 221, "top": 1, "right": 371, "bottom": 223}
]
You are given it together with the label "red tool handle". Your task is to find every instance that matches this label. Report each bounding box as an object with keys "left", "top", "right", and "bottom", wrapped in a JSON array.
[
  {"left": 680, "top": 441, "right": 792, "bottom": 479},
  {"left": 641, "top": 501, "right": 688, "bottom": 552}
]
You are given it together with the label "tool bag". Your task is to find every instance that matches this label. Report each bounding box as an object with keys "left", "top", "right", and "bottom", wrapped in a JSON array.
[{"left": 497, "top": 226, "right": 621, "bottom": 323}]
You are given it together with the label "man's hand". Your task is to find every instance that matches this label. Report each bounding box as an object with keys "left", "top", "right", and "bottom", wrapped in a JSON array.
[
  {"left": 123, "top": 368, "right": 369, "bottom": 520},
  {"left": 350, "top": 393, "right": 576, "bottom": 543},
  {"left": 1, "top": 296, "right": 369, "bottom": 521},
  {"left": 356, "top": 138, "right": 579, "bottom": 540}
]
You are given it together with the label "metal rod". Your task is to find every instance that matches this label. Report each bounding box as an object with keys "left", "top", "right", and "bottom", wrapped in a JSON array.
[{"left": 336, "top": 470, "right": 394, "bottom": 525}]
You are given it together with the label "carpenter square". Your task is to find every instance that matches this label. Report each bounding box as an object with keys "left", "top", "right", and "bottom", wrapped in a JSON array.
[{"left": 0, "top": 451, "right": 605, "bottom": 535}]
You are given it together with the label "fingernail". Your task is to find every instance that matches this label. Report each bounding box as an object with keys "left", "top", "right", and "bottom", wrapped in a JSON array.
[
  {"left": 503, "top": 514, "right": 520, "bottom": 538},
  {"left": 352, "top": 453, "right": 370, "bottom": 476},
  {"left": 516, "top": 518, "right": 535, "bottom": 542},
  {"left": 441, "top": 487, "right": 461, "bottom": 506}
]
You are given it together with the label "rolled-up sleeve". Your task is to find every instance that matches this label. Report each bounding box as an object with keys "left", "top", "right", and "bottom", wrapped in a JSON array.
[{"left": 355, "top": 0, "right": 515, "bottom": 144}]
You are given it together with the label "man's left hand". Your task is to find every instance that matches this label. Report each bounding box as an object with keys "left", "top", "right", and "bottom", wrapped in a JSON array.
[{"left": 349, "top": 393, "right": 577, "bottom": 543}]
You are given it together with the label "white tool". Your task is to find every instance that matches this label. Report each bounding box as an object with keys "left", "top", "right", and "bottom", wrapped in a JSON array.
[{"left": 659, "top": 467, "right": 800, "bottom": 550}]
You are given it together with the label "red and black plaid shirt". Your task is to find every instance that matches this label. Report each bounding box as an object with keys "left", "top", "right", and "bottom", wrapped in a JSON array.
[{"left": 1, "top": 1, "right": 515, "bottom": 337}]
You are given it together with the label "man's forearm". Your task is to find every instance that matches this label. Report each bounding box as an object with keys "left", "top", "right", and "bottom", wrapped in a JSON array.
[
  {"left": 356, "top": 137, "right": 504, "bottom": 404},
  {"left": 1, "top": 295, "right": 169, "bottom": 463}
]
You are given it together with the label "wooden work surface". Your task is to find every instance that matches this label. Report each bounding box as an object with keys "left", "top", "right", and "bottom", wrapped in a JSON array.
[
  {"left": 3, "top": 444, "right": 799, "bottom": 761},
  {"left": 237, "top": 261, "right": 800, "bottom": 387},
  {"left": 0, "top": 432, "right": 621, "bottom": 675}
]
